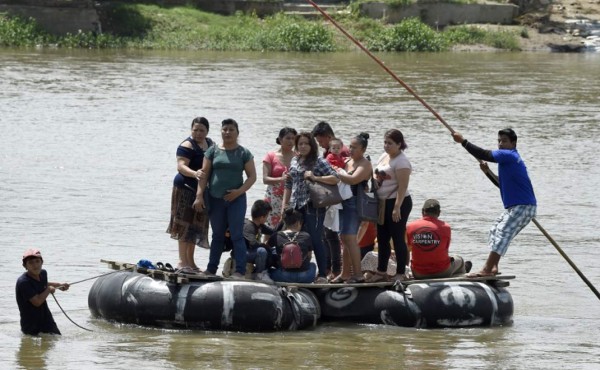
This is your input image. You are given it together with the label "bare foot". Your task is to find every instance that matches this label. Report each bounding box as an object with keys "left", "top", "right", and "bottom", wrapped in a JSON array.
[{"left": 466, "top": 270, "right": 498, "bottom": 278}]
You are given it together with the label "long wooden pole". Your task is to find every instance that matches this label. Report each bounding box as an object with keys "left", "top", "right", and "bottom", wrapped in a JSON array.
[
  {"left": 307, "top": 0, "right": 600, "bottom": 301},
  {"left": 531, "top": 218, "right": 600, "bottom": 300},
  {"left": 306, "top": 0, "right": 455, "bottom": 133}
]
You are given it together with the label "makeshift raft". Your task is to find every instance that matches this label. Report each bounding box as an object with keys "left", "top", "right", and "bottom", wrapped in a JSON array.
[{"left": 88, "top": 260, "right": 514, "bottom": 332}]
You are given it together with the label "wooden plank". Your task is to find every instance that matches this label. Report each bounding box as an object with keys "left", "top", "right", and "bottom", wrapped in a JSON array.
[
  {"left": 277, "top": 281, "right": 393, "bottom": 288},
  {"left": 100, "top": 260, "right": 513, "bottom": 287},
  {"left": 277, "top": 275, "right": 515, "bottom": 289},
  {"left": 403, "top": 275, "right": 515, "bottom": 285}
]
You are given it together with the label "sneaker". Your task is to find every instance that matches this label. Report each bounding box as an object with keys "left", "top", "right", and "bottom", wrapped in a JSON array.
[
  {"left": 257, "top": 271, "right": 274, "bottom": 284},
  {"left": 314, "top": 276, "right": 329, "bottom": 284},
  {"left": 228, "top": 272, "right": 246, "bottom": 281}
]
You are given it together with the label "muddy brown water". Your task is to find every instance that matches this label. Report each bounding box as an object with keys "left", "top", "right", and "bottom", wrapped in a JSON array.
[{"left": 1, "top": 49, "right": 599, "bottom": 369}]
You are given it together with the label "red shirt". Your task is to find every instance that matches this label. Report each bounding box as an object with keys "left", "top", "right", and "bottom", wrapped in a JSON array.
[
  {"left": 326, "top": 153, "right": 346, "bottom": 169},
  {"left": 359, "top": 221, "right": 377, "bottom": 248},
  {"left": 323, "top": 144, "right": 350, "bottom": 159},
  {"left": 407, "top": 216, "right": 451, "bottom": 275}
]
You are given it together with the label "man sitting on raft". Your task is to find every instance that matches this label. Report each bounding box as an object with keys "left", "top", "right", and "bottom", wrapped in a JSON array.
[{"left": 406, "top": 199, "right": 469, "bottom": 279}]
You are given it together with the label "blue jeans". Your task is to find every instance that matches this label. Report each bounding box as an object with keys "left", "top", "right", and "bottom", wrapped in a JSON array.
[
  {"left": 301, "top": 205, "right": 327, "bottom": 278},
  {"left": 206, "top": 193, "right": 247, "bottom": 275},
  {"left": 246, "top": 247, "right": 268, "bottom": 273},
  {"left": 269, "top": 263, "right": 317, "bottom": 283}
]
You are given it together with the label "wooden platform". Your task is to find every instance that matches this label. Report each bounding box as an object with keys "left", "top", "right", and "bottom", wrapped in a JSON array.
[
  {"left": 100, "top": 260, "right": 513, "bottom": 288},
  {"left": 277, "top": 274, "right": 514, "bottom": 288}
]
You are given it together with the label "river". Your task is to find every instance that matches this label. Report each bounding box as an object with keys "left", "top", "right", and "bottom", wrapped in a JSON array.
[{"left": 1, "top": 49, "right": 599, "bottom": 369}]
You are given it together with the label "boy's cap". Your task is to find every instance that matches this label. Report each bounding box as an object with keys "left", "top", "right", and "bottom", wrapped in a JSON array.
[
  {"left": 422, "top": 199, "right": 441, "bottom": 212},
  {"left": 22, "top": 248, "right": 43, "bottom": 262}
]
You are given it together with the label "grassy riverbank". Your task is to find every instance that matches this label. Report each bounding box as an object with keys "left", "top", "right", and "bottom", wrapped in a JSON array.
[{"left": 0, "top": 3, "right": 521, "bottom": 51}]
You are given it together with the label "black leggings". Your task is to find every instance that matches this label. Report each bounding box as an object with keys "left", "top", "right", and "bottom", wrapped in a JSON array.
[
  {"left": 376, "top": 195, "right": 412, "bottom": 275},
  {"left": 323, "top": 227, "right": 341, "bottom": 274}
]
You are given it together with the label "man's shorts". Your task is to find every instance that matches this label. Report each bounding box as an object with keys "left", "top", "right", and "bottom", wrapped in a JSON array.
[{"left": 488, "top": 204, "right": 537, "bottom": 256}]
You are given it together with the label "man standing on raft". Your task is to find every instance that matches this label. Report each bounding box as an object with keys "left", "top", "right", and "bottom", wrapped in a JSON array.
[{"left": 452, "top": 128, "right": 537, "bottom": 277}]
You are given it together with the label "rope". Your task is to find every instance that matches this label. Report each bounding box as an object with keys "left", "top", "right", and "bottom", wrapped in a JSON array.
[
  {"left": 62, "top": 266, "right": 134, "bottom": 287},
  {"left": 51, "top": 293, "right": 93, "bottom": 332}
]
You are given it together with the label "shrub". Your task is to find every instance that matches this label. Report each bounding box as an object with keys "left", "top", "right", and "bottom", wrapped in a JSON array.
[
  {"left": 261, "top": 14, "right": 336, "bottom": 52},
  {"left": 0, "top": 13, "right": 49, "bottom": 46},
  {"left": 368, "top": 17, "right": 447, "bottom": 51}
]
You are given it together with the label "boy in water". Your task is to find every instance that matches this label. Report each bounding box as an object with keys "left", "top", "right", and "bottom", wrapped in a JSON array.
[{"left": 16, "top": 249, "right": 69, "bottom": 336}]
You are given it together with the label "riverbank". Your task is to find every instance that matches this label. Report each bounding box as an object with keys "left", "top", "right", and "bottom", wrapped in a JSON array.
[{"left": 0, "top": 1, "right": 598, "bottom": 51}]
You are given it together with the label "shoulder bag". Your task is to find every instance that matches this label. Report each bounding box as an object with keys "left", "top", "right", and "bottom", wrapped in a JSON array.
[
  {"left": 357, "top": 178, "right": 379, "bottom": 223},
  {"left": 307, "top": 180, "right": 343, "bottom": 208}
]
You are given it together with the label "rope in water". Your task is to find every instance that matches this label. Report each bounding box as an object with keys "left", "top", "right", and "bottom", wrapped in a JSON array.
[
  {"left": 53, "top": 266, "right": 135, "bottom": 331},
  {"left": 51, "top": 293, "right": 93, "bottom": 332},
  {"left": 307, "top": 0, "right": 600, "bottom": 301}
]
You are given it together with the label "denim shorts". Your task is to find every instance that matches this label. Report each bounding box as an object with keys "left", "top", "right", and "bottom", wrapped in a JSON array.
[{"left": 339, "top": 196, "right": 360, "bottom": 235}]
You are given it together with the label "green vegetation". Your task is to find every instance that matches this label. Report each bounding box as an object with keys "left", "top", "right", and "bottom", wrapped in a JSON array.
[
  {"left": 0, "top": 13, "right": 48, "bottom": 46},
  {"left": 444, "top": 25, "right": 521, "bottom": 51},
  {"left": 367, "top": 18, "right": 447, "bottom": 51},
  {"left": 0, "top": 3, "right": 521, "bottom": 52}
]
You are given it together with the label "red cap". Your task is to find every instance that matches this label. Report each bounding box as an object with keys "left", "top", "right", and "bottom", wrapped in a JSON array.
[{"left": 22, "top": 248, "right": 43, "bottom": 262}]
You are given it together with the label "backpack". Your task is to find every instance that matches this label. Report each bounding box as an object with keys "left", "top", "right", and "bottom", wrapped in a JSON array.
[{"left": 280, "top": 231, "right": 303, "bottom": 270}]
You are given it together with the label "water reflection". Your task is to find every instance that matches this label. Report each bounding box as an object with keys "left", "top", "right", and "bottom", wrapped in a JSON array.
[{"left": 17, "top": 335, "right": 55, "bottom": 370}]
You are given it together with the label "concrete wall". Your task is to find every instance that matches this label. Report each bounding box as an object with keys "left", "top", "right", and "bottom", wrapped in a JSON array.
[
  {"left": 0, "top": 0, "right": 100, "bottom": 34},
  {"left": 360, "top": 1, "right": 519, "bottom": 27},
  {"left": 195, "top": 0, "right": 283, "bottom": 17}
]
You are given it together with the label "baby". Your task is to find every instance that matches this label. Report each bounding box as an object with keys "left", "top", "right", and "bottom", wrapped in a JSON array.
[{"left": 325, "top": 138, "right": 346, "bottom": 168}]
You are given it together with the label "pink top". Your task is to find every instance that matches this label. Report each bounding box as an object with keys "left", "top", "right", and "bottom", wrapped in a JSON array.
[{"left": 263, "top": 151, "right": 288, "bottom": 196}]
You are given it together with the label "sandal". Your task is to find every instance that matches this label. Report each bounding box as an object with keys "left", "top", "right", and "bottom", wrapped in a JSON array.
[
  {"left": 314, "top": 276, "right": 329, "bottom": 284},
  {"left": 329, "top": 275, "right": 348, "bottom": 284},
  {"left": 364, "top": 271, "right": 388, "bottom": 283},
  {"left": 175, "top": 267, "right": 196, "bottom": 275},
  {"left": 345, "top": 276, "right": 366, "bottom": 284},
  {"left": 155, "top": 262, "right": 166, "bottom": 271},
  {"left": 164, "top": 263, "right": 175, "bottom": 272}
]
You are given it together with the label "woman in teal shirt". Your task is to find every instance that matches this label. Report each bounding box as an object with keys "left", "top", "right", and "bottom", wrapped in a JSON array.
[{"left": 194, "top": 119, "right": 257, "bottom": 279}]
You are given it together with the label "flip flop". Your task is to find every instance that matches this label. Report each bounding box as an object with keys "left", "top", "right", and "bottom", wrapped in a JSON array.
[
  {"left": 345, "top": 276, "right": 366, "bottom": 284},
  {"left": 175, "top": 267, "right": 196, "bottom": 275},
  {"left": 329, "top": 275, "right": 348, "bottom": 284},
  {"left": 155, "top": 262, "right": 166, "bottom": 271},
  {"left": 466, "top": 271, "right": 498, "bottom": 278},
  {"left": 164, "top": 263, "right": 175, "bottom": 272}
]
